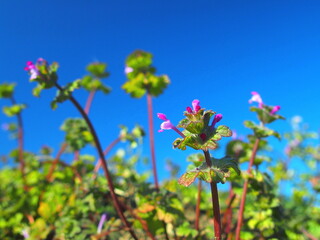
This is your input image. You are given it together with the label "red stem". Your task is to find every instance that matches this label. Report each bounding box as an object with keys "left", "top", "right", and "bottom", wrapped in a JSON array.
[
  {"left": 235, "top": 138, "right": 260, "bottom": 240},
  {"left": 54, "top": 83, "right": 138, "bottom": 240},
  {"left": 146, "top": 93, "right": 159, "bottom": 190},
  {"left": 10, "top": 97, "right": 27, "bottom": 190},
  {"left": 73, "top": 90, "right": 96, "bottom": 161},
  {"left": 84, "top": 90, "right": 96, "bottom": 115},
  {"left": 222, "top": 187, "right": 236, "bottom": 234},
  {"left": 195, "top": 180, "right": 202, "bottom": 231},
  {"left": 203, "top": 150, "right": 221, "bottom": 239}
]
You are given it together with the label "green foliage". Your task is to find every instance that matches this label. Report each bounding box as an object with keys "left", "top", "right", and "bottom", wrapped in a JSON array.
[
  {"left": 122, "top": 50, "right": 170, "bottom": 98},
  {"left": 80, "top": 62, "right": 111, "bottom": 93},
  {"left": 178, "top": 157, "right": 240, "bottom": 186},
  {"left": 174, "top": 108, "right": 232, "bottom": 151},
  {"left": 1, "top": 56, "right": 319, "bottom": 239},
  {"left": 244, "top": 120, "right": 281, "bottom": 139},
  {"left": 30, "top": 61, "right": 59, "bottom": 97},
  {"left": 0, "top": 83, "right": 15, "bottom": 99},
  {"left": 60, "top": 118, "right": 93, "bottom": 151},
  {"left": 51, "top": 80, "right": 81, "bottom": 109}
]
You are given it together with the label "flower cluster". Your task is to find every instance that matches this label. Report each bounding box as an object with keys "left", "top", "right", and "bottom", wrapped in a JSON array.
[
  {"left": 249, "top": 91, "right": 281, "bottom": 115},
  {"left": 24, "top": 58, "right": 59, "bottom": 96},
  {"left": 158, "top": 99, "right": 232, "bottom": 151}
]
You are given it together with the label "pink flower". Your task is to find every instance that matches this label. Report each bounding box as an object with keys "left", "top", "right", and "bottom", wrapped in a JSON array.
[
  {"left": 186, "top": 99, "right": 201, "bottom": 113},
  {"left": 211, "top": 113, "right": 223, "bottom": 129},
  {"left": 24, "top": 61, "right": 39, "bottom": 80},
  {"left": 125, "top": 66, "right": 133, "bottom": 74},
  {"left": 157, "top": 113, "right": 185, "bottom": 137},
  {"left": 270, "top": 105, "right": 281, "bottom": 115},
  {"left": 248, "top": 91, "right": 263, "bottom": 108}
]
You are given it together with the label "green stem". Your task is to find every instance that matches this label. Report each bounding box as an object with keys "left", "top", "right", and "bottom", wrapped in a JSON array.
[
  {"left": 203, "top": 150, "right": 221, "bottom": 239},
  {"left": 235, "top": 138, "right": 260, "bottom": 240},
  {"left": 54, "top": 83, "right": 138, "bottom": 240}
]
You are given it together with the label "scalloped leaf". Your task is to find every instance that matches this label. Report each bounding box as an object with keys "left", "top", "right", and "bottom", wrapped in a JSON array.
[
  {"left": 216, "top": 125, "right": 232, "bottom": 137},
  {"left": 250, "top": 106, "right": 285, "bottom": 124},
  {"left": 178, "top": 171, "right": 199, "bottom": 187},
  {"left": 244, "top": 120, "right": 281, "bottom": 139}
]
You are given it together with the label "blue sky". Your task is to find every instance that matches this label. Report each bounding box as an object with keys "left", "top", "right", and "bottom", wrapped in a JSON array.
[{"left": 1, "top": 1, "right": 319, "bottom": 181}]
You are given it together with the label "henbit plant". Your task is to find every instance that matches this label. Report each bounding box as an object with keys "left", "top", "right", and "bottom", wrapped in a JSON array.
[
  {"left": 2, "top": 53, "right": 320, "bottom": 239},
  {"left": 234, "top": 91, "right": 284, "bottom": 240},
  {"left": 25, "top": 58, "right": 139, "bottom": 240},
  {"left": 158, "top": 99, "right": 240, "bottom": 239},
  {"left": 122, "top": 50, "right": 170, "bottom": 191}
]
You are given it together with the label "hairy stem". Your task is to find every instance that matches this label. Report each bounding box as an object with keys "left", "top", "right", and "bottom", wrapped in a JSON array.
[
  {"left": 146, "top": 93, "right": 159, "bottom": 190},
  {"left": 235, "top": 138, "right": 260, "bottom": 240},
  {"left": 203, "top": 150, "right": 221, "bottom": 239},
  {"left": 54, "top": 83, "right": 138, "bottom": 240},
  {"left": 10, "top": 97, "right": 27, "bottom": 190}
]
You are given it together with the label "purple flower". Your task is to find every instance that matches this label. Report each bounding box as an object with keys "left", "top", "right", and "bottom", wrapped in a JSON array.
[
  {"left": 270, "top": 105, "right": 281, "bottom": 115},
  {"left": 97, "top": 213, "right": 108, "bottom": 234},
  {"left": 22, "top": 229, "right": 29, "bottom": 239},
  {"left": 157, "top": 113, "right": 185, "bottom": 137},
  {"left": 211, "top": 113, "right": 223, "bottom": 129},
  {"left": 1, "top": 123, "right": 9, "bottom": 131},
  {"left": 248, "top": 91, "right": 263, "bottom": 108},
  {"left": 186, "top": 99, "right": 201, "bottom": 113}
]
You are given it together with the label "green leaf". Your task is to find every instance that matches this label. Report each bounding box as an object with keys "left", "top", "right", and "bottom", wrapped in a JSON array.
[
  {"left": 123, "top": 50, "right": 170, "bottom": 98},
  {"left": 244, "top": 120, "right": 281, "bottom": 139},
  {"left": 60, "top": 118, "right": 93, "bottom": 151},
  {"left": 86, "top": 62, "right": 109, "bottom": 78},
  {"left": 178, "top": 171, "right": 199, "bottom": 187},
  {"left": 2, "top": 104, "right": 26, "bottom": 117},
  {"left": 126, "top": 50, "right": 153, "bottom": 69},
  {"left": 215, "top": 125, "right": 232, "bottom": 137},
  {"left": 178, "top": 156, "right": 240, "bottom": 186},
  {"left": 0, "top": 83, "right": 15, "bottom": 98},
  {"left": 250, "top": 106, "right": 285, "bottom": 124}
]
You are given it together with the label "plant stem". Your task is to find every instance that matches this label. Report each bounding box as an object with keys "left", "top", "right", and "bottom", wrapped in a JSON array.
[
  {"left": 46, "top": 142, "right": 68, "bottom": 182},
  {"left": 73, "top": 90, "right": 97, "bottom": 162},
  {"left": 195, "top": 180, "right": 202, "bottom": 231},
  {"left": 235, "top": 138, "right": 260, "bottom": 240},
  {"left": 203, "top": 150, "right": 221, "bottom": 239},
  {"left": 54, "top": 83, "right": 138, "bottom": 240},
  {"left": 222, "top": 186, "right": 236, "bottom": 234},
  {"left": 84, "top": 90, "right": 96, "bottom": 115},
  {"left": 10, "top": 97, "right": 27, "bottom": 190},
  {"left": 146, "top": 93, "right": 159, "bottom": 190}
]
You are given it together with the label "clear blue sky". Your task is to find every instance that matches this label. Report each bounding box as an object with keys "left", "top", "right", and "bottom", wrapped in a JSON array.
[{"left": 1, "top": 1, "right": 319, "bottom": 181}]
